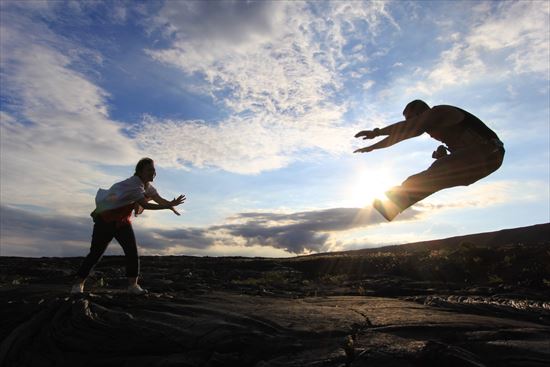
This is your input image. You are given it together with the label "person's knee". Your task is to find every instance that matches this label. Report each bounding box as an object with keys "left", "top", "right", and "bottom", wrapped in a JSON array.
[
  {"left": 401, "top": 171, "right": 430, "bottom": 187},
  {"left": 487, "top": 153, "right": 504, "bottom": 173},
  {"left": 123, "top": 244, "right": 138, "bottom": 257},
  {"left": 460, "top": 180, "right": 476, "bottom": 187}
]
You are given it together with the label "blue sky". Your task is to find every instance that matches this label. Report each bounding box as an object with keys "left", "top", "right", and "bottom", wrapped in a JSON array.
[{"left": 1, "top": 0, "right": 549, "bottom": 257}]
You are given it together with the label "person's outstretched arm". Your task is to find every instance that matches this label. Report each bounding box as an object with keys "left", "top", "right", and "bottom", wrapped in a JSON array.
[
  {"left": 137, "top": 195, "right": 185, "bottom": 215},
  {"left": 151, "top": 193, "right": 186, "bottom": 216},
  {"left": 355, "top": 120, "right": 408, "bottom": 138},
  {"left": 354, "top": 135, "right": 401, "bottom": 153},
  {"left": 353, "top": 111, "right": 436, "bottom": 153}
]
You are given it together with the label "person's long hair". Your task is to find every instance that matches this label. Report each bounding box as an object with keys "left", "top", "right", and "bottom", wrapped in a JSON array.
[{"left": 134, "top": 157, "right": 156, "bottom": 178}]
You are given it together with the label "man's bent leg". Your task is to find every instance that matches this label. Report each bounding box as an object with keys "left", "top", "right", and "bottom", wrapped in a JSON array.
[{"left": 375, "top": 146, "right": 501, "bottom": 220}]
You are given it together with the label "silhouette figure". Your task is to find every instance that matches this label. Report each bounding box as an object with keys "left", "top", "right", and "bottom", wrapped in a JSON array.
[
  {"left": 354, "top": 100, "right": 504, "bottom": 221},
  {"left": 71, "top": 158, "right": 185, "bottom": 295}
]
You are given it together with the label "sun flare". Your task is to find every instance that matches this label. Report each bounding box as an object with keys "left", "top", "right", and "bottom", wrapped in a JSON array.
[{"left": 345, "top": 169, "right": 397, "bottom": 207}]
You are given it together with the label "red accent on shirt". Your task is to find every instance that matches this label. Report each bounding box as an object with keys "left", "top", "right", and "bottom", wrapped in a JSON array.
[{"left": 99, "top": 203, "right": 135, "bottom": 226}]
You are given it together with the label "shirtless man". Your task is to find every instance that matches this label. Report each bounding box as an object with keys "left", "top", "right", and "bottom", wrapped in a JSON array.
[{"left": 354, "top": 100, "right": 505, "bottom": 221}]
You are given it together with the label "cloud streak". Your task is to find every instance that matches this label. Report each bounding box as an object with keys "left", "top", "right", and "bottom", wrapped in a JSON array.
[
  {"left": 1, "top": 204, "right": 421, "bottom": 257},
  {"left": 418, "top": 180, "right": 550, "bottom": 210},
  {"left": 211, "top": 206, "right": 420, "bottom": 253}
]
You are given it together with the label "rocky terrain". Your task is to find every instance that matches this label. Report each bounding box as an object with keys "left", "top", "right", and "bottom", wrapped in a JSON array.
[{"left": 1, "top": 223, "right": 549, "bottom": 366}]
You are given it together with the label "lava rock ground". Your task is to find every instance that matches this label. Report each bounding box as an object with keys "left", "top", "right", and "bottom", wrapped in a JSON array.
[{"left": 1, "top": 224, "right": 549, "bottom": 366}]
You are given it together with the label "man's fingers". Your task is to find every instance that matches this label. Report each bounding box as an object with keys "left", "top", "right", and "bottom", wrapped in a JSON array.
[
  {"left": 353, "top": 147, "right": 373, "bottom": 153},
  {"left": 171, "top": 195, "right": 186, "bottom": 206}
]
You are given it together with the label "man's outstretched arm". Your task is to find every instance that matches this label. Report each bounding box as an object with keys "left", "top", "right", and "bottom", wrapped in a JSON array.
[
  {"left": 354, "top": 136, "right": 396, "bottom": 153},
  {"left": 137, "top": 194, "right": 186, "bottom": 216},
  {"left": 354, "top": 118, "right": 424, "bottom": 153},
  {"left": 150, "top": 193, "right": 186, "bottom": 216}
]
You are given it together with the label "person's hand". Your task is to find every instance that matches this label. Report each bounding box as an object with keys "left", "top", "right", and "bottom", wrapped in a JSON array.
[
  {"left": 432, "top": 145, "right": 448, "bottom": 159},
  {"left": 170, "top": 194, "right": 186, "bottom": 207},
  {"left": 354, "top": 128, "right": 379, "bottom": 140},
  {"left": 168, "top": 194, "right": 185, "bottom": 216},
  {"left": 353, "top": 146, "right": 374, "bottom": 153}
]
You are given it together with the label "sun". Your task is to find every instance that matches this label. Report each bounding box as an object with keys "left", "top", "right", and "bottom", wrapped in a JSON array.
[{"left": 345, "top": 169, "right": 397, "bottom": 207}]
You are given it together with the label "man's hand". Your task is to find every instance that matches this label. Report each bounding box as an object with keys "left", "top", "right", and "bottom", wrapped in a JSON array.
[
  {"left": 170, "top": 194, "right": 186, "bottom": 206},
  {"left": 354, "top": 128, "right": 380, "bottom": 140},
  {"left": 432, "top": 145, "right": 448, "bottom": 159},
  {"left": 168, "top": 194, "right": 186, "bottom": 216},
  {"left": 353, "top": 146, "right": 374, "bottom": 153}
]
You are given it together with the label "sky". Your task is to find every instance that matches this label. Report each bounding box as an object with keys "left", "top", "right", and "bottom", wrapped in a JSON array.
[{"left": 0, "top": 0, "right": 549, "bottom": 258}]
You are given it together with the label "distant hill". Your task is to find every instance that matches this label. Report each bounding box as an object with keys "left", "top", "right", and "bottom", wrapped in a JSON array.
[
  {"left": 288, "top": 223, "right": 550, "bottom": 285},
  {"left": 315, "top": 223, "right": 550, "bottom": 257}
]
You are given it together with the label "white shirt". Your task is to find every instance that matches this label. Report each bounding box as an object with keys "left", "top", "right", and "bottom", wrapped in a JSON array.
[{"left": 94, "top": 176, "right": 158, "bottom": 214}]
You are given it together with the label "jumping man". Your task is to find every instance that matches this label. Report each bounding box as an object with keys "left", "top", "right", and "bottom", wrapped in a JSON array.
[{"left": 354, "top": 100, "right": 504, "bottom": 221}]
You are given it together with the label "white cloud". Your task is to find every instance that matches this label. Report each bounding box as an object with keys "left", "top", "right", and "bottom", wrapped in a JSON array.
[
  {"left": 467, "top": 1, "right": 549, "bottom": 75},
  {"left": 362, "top": 80, "right": 376, "bottom": 91},
  {"left": 132, "top": 109, "right": 355, "bottom": 174},
  {"left": 137, "top": 1, "right": 397, "bottom": 174},
  {"left": 418, "top": 180, "right": 549, "bottom": 210},
  {"left": 407, "top": 1, "right": 549, "bottom": 96},
  {"left": 0, "top": 11, "right": 140, "bottom": 214},
  {"left": 148, "top": 2, "right": 337, "bottom": 115}
]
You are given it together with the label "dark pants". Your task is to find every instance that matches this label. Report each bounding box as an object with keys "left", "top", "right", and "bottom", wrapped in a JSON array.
[
  {"left": 76, "top": 218, "right": 139, "bottom": 278},
  {"left": 386, "top": 144, "right": 505, "bottom": 212}
]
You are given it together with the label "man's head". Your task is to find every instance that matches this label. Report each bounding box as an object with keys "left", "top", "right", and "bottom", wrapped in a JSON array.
[
  {"left": 403, "top": 100, "right": 430, "bottom": 120},
  {"left": 134, "top": 157, "right": 156, "bottom": 183}
]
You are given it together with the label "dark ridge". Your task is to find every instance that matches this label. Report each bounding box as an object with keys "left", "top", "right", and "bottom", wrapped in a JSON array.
[{"left": 312, "top": 222, "right": 550, "bottom": 256}]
